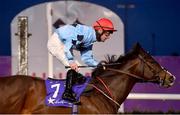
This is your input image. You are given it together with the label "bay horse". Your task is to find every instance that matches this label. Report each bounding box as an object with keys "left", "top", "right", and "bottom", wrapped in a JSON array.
[{"left": 0, "top": 43, "right": 175, "bottom": 114}]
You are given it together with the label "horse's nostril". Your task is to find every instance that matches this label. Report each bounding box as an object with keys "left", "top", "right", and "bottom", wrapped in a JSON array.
[
  {"left": 172, "top": 76, "right": 176, "bottom": 81},
  {"left": 170, "top": 76, "right": 175, "bottom": 83}
]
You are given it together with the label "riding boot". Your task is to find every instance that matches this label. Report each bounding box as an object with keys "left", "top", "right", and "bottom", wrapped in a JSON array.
[
  {"left": 74, "top": 73, "right": 87, "bottom": 85},
  {"left": 62, "top": 69, "right": 80, "bottom": 104}
]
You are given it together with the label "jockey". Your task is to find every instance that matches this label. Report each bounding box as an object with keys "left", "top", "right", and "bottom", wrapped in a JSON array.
[{"left": 47, "top": 18, "right": 117, "bottom": 104}]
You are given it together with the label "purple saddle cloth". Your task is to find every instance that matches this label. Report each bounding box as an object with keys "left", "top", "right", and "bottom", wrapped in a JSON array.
[{"left": 45, "top": 76, "right": 91, "bottom": 107}]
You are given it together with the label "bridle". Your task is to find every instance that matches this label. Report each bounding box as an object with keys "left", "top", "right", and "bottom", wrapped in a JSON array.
[
  {"left": 90, "top": 54, "right": 169, "bottom": 107},
  {"left": 137, "top": 54, "right": 168, "bottom": 85},
  {"left": 104, "top": 54, "right": 168, "bottom": 85}
]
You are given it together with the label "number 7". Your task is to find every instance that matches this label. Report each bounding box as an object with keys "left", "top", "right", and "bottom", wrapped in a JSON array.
[{"left": 51, "top": 84, "right": 60, "bottom": 98}]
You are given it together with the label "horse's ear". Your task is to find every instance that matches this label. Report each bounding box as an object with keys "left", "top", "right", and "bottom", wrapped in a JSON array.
[
  {"left": 132, "top": 42, "right": 142, "bottom": 51},
  {"left": 133, "top": 42, "right": 149, "bottom": 56}
]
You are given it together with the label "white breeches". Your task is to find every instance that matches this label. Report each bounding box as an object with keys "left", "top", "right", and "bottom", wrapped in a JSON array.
[{"left": 47, "top": 33, "right": 82, "bottom": 66}]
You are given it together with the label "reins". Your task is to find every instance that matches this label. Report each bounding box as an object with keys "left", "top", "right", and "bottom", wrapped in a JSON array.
[
  {"left": 104, "top": 61, "right": 147, "bottom": 81},
  {"left": 66, "top": 59, "right": 161, "bottom": 107},
  {"left": 88, "top": 66, "right": 145, "bottom": 107},
  {"left": 103, "top": 55, "right": 162, "bottom": 83},
  {"left": 88, "top": 83, "right": 121, "bottom": 107},
  {"left": 106, "top": 68, "right": 143, "bottom": 80},
  {"left": 89, "top": 59, "right": 161, "bottom": 107}
]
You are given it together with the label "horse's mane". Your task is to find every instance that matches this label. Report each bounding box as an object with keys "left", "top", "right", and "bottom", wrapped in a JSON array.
[
  {"left": 92, "top": 43, "right": 143, "bottom": 76},
  {"left": 116, "top": 44, "right": 140, "bottom": 63},
  {"left": 97, "top": 43, "right": 142, "bottom": 65}
]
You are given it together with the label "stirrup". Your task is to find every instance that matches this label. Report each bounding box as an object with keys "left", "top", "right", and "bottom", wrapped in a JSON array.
[
  {"left": 73, "top": 100, "right": 81, "bottom": 105},
  {"left": 62, "top": 92, "right": 76, "bottom": 101},
  {"left": 64, "top": 95, "right": 81, "bottom": 105},
  {"left": 62, "top": 95, "right": 81, "bottom": 105}
]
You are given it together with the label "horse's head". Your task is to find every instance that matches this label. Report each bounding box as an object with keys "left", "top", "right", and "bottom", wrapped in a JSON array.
[
  {"left": 131, "top": 43, "right": 175, "bottom": 87},
  {"left": 92, "top": 43, "right": 175, "bottom": 88}
]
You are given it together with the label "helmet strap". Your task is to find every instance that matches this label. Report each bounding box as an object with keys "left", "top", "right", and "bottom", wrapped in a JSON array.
[
  {"left": 95, "top": 30, "right": 105, "bottom": 42},
  {"left": 95, "top": 21, "right": 107, "bottom": 42}
]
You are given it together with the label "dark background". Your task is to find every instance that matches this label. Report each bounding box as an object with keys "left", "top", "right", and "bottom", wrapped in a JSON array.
[{"left": 0, "top": 0, "right": 180, "bottom": 56}]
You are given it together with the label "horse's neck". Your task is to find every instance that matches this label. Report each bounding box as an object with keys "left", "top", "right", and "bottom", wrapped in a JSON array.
[
  {"left": 93, "top": 72, "right": 137, "bottom": 110},
  {"left": 108, "top": 60, "right": 140, "bottom": 105},
  {"left": 109, "top": 74, "right": 137, "bottom": 105},
  {"left": 91, "top": 59, "right": 140, "bottom": 110}
]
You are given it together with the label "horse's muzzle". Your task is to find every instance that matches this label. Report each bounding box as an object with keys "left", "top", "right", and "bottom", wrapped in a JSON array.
[{"left": 160, "top": 75, "right": 176, "bottom": 88}]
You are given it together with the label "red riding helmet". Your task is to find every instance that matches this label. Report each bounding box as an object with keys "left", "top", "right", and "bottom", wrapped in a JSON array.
[{"left": 93, "top": 18, "right": 117, "bottom": 32}]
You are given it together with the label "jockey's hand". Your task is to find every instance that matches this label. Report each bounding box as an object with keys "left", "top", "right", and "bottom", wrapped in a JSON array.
[
  {"left": 97, "top": 62, "right": 106, "bottom": 70},
  {"left": 69, "top": 62, "right": 79, "bottom": 72}
]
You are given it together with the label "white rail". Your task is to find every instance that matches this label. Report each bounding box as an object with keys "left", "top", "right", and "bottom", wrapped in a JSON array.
[
  {"left": 127, "top": 93, "right": 180, "bottom": 100},
  {"left": 118, "top": 93, "right": 180, "bottom": 113}
]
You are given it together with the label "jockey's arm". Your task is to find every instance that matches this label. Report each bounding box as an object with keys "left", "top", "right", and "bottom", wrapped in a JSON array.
[
  {"left": 80, "top": 47, "right": 98, "bottom": 66},
  {"left": 64, "top": 40, "right": 82, "bottom": 71},
  {"left": 64, "top": 40, "right": 75, "bottom": 63}
]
